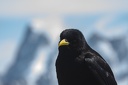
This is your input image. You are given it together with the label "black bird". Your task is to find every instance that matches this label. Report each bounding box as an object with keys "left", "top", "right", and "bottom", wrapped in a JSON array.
[{"left": 56, "top": 29, "right": 117, "bottom": 85}]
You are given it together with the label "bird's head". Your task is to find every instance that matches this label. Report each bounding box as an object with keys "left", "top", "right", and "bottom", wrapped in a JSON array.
[{"left": 58, "top": 29, "right": 89, "bottom": 53}]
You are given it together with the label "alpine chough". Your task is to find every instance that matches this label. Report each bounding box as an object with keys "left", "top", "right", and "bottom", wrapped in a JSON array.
[{"left": 56, "top": 29, "right": 117, "bottom": 85}]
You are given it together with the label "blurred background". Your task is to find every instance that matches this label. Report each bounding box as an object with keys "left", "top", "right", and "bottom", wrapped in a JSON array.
[{"left": 0, "top": 0, "right": 128, "bottom": 85}]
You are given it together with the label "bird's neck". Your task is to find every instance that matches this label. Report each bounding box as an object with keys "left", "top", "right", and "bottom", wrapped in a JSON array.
[{"left": 58, "top": 46, "right": 79, "bottom": 60}]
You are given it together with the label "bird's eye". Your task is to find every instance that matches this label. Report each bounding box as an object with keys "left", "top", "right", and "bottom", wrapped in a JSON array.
[{"left": 65, "top": 39, "right": 68, "bottom": 42}]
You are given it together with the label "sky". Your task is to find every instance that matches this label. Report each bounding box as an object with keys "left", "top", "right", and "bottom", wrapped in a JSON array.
[
  {"left": 0, "top": 0, "right": 128, "bottom": 59},
  {"left": 0, "top": 0, "right": 128, "bottom": 16}
]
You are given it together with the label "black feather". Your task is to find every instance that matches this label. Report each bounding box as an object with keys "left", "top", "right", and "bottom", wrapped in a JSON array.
[{"left": 56, "top": 29, "right": 117, "bottom": 85}]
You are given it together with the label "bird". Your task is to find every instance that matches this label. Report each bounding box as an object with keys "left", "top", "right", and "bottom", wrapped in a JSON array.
[{"left": 55, "top": 29, "right": 117, "bottom": 85}]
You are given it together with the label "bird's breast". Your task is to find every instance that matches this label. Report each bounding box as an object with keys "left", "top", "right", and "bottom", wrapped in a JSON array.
[
  {"left": 56, "top": 51, "right": 100, "bottom": 85},
  {"left": 56, "top": 56, "right": 96, "bottom": 85}
]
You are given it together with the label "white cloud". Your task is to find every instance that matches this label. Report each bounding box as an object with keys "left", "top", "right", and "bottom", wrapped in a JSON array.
[{"left": 0, "top": 0, "right": 128, "bottom": 16}]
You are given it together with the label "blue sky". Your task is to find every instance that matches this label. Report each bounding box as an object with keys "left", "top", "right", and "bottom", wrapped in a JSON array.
[
  {"left": 0, "top": 12, "right": 128, "bottom": 48},
  {"left": 0, "top": 17, "right": 28, "bottom": 42},
  {"left": 0, "top": 12, "right": 128, "bottom": 56},
  {"left": 0, "top": 0, "right": 128, "bottom": 42}
]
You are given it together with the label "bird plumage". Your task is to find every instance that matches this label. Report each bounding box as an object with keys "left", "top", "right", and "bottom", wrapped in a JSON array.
[{"left": 56, "top": 29, "right": 117, "bottom": 85}]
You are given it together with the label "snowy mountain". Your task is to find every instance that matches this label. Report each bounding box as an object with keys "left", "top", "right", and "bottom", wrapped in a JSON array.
[{"left": 2, "top": 26, "right": 49, "bottom": 85}]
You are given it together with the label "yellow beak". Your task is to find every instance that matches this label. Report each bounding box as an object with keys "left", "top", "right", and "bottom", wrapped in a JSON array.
[{"left": 58, "top": 39, "right": 69, "bottom": 47}]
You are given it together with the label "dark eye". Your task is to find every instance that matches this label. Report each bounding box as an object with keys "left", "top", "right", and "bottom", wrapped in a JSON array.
[{"left": 65, "top": 39, "right": 68, "bottom": 42}]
